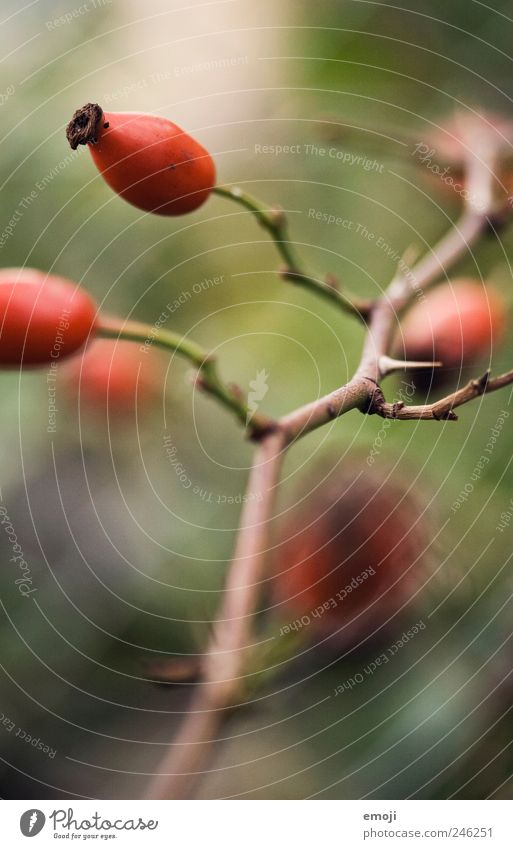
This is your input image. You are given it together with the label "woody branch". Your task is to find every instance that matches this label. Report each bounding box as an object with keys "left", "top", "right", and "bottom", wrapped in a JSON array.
[{"left": 146, "top": 136, "right": 513, "bottom": 799}]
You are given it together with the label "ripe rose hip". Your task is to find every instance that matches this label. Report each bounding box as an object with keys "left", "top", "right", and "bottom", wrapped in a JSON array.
[
  {"left": 273, "top": 472, "right": 428, "bottom": 648},
  {"left": 66, "top": 102, "right": 216, "bottom": 215},
  {"left": 399, "top": 279, "right": 505, "bottom": 382},
  {"left": 61, "top": 338, "right": 162, "bottom": 416},
  {"left": 0, "top": 268, "right": 97, "bottom": 367}
]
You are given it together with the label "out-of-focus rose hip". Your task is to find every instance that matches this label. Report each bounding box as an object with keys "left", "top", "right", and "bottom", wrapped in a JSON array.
[
  {"left": 61, "top": 338, "right": 162, "bottom": 416},
  {"left": 399, "top": 279, "right": 506, "bottom": 383},
  {"left": 273, "top": 471, "right": 429, "bottom": 649}
]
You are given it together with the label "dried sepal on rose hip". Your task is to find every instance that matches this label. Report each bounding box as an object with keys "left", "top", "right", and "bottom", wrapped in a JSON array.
[
  {"left": 66, "top": 102, "right": 216, "bottom": 215},
  {"left": 0, "top": 268, "right": 97, "bottom": 367}
]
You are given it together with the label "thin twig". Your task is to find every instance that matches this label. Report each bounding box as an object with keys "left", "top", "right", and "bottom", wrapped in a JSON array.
[
  {"left": 386, "top": 207, "right": 487, "bottom": 311},
  {"left": 97, "top": 315, "right": 275, "bottom": 437},
  {"left": 212, "top": 184, "right": 371, "bottom": 319},
  {"left": 358, "top": 207, "right": 488, "bottom": 386},
  {"left": 370, "top": 368, "right": 513, "bottom": 421}
]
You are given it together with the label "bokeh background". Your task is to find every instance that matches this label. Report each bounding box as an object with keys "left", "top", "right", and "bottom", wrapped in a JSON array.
[{"left": 1, "top": 0, "right": 513, "bottom": 799}]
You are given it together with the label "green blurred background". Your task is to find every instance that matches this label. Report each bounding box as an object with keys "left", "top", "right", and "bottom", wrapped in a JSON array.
[{"left": 0, "top": 0, "right": 513, "bottom": 799}]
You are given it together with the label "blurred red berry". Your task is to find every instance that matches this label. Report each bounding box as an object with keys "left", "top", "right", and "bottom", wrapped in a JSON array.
[
  {"left": 0, "top": 268, "right": 96, "bottom": 367},
  {"left": 61, "top": 339, "right": 163, "bottom": 417},
  {"left": 273, "top": 472, "right": 428, "bottom": 648},
  {"left": 399, "top": 279, "right": 506, "bottom": 383}
]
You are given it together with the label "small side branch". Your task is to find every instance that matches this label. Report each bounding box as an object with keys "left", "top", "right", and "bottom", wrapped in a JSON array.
[
  {"left": 369, "top": 369, "right": 513, "bottom": 421},
  {"left": 97, "top": 316, "right": 275, "bottom": 438},
  {"left": 212, "top": 184, "right": 371, "bottom": 319},
  {"left": 386, "top": 207, "right": 487, "bottom": 311}
]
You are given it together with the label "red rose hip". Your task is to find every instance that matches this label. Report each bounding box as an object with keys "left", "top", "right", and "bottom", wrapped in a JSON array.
[
  {"left": 273, "top": 471, "right": 428, "bottom": 648},
  {"left": 0, "top": 268, "right": 97, "bottom": 366},
  {"left": 66, "top": 103, "right": 216, "bottom": 215},
  {"left": 399, "top": 279, "right": 506, "bottom": 381}
]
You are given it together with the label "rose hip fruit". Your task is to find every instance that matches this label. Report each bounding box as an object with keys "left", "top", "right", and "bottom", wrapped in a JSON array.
[
  {"left": 273, "top": 471, "right": 428, "bottom": 648},
  {"left": 61, "top": 338, "right": 162, "bottom": 416},
  {"left": 0, "top": 268, "right": 97, "bottom": 367},
  {"left": 66, "top": 102, "right": 216, "bottom": 215},
  {"left": 399, "top": 279, "right": 505, "bottom": 382}
]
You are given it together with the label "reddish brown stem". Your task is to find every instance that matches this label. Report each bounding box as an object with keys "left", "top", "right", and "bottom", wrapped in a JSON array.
[{"left": 147, "top": 431, "right": 286, "bottom": 799}]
